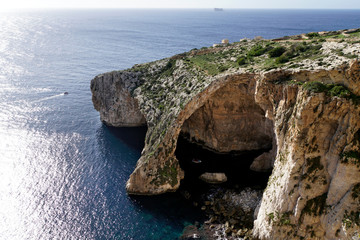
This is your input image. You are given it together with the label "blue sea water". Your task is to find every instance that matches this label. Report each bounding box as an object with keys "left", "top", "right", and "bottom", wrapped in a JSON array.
[{"left": 0, "top": 9, "right": 359, "bottom": 239}]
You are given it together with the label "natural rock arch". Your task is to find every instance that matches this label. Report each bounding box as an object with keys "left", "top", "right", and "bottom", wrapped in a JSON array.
[
  {"left": 92, "top": 58, "right": 360, "bottom": 239},
  {"left": 175, "top": 73, "right": 276, "bottom": 187}
]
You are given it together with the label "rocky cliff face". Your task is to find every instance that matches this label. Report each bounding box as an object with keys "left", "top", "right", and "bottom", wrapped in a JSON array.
[
  {"left": 91, "top": 71, "right": 146, "bottom": 127},
  {"left": 91, "top": 30, "right": 360, "bottom": 239},
  {"left": 253, "top": 66, "right": 360, "bottom": 239}
]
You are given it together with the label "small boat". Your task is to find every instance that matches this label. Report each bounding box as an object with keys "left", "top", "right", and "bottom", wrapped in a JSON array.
[
  {"left": 214, "top": 8, "right": 223, "bottom": 11},
  {"left": 64, "top": 92, "right": 69, "bottom": 95},
  {"left": 192, "top": 158, "right": 202, "bottom": 164}
]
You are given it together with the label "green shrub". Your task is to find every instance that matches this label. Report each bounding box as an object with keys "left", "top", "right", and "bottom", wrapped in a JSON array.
[
  {"left": 329, "top": 85, "right": 351, "bottom": 98},
  {"left": 284, "top": 49, "right": 297, "bottom": 59},
  {"left": 302, "top": 81, "right": 328, "bottom": 93},
  {"left": 302, "top": 83, "right": 359, "bottom": 103},
  {"left": 268, "top": 46, "right": 286, "bottom": 57},
  {"left": 248, "top": 45, "right": 268, "bottom": 56},
  {"left": 307, "top": 32, "right": 320, "bottom": 38},
  {"left": 237, "top": 56, "right": 247, "bottom": 65},
  {"left": 295, "top": 44, "right": 309, "bottom": 52},
  {"left": 276, "top": 55, "right": 290, "bottom": 64}
]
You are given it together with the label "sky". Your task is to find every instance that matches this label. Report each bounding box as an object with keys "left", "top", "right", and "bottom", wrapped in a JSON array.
[{"left": 0, "top": 0, "right": 359, "bottom": 9}]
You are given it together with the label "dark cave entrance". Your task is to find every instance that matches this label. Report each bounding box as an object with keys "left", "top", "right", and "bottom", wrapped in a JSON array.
[
  {"left": 175, "top": 133, "right": 272, "bottom": 191},
  {"left": 174, "top": 79, "right": 275, "bottom": 199}
]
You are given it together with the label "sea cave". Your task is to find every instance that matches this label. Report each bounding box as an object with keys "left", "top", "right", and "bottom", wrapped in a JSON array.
[{"left": 175, "top": 77, "right": 276, "bottom": 194}]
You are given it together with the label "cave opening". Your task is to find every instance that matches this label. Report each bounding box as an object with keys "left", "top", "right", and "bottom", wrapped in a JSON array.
[
  {"left": 174, "top": 79, "right": 275, "bottom": 200},
  {"left": 175, "top": 134, "right": 272, "bottom": 191}
]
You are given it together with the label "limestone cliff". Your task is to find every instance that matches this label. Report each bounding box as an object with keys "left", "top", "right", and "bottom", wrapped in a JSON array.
[
  {"left": 91, "top": 71, "right": 146, "bottom": 127},
  {"left": 91, "top": 29, "right": 360, "bottom": 239}
]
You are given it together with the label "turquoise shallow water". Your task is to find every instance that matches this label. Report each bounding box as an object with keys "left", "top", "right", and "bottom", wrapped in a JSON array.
[{"left": 0, "top": 9, "right": 359, "bottom": 239}]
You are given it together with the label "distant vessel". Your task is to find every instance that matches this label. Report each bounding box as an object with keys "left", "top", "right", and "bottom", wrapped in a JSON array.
[
  {"left": 214, "top": 8, "right": 224, "bottom": 11},
  {"left": 64, "top": 92, "right": 69, "bottom": 95}
]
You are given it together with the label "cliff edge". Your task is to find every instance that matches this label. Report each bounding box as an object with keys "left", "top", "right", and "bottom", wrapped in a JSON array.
[{"left": 91, "top": 29, "right": 360, "bottom": 239}]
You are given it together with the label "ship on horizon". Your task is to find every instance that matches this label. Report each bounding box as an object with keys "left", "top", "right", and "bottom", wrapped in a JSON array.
[{"left": 214, "top": 8, "right": 224, "bottom": 11}]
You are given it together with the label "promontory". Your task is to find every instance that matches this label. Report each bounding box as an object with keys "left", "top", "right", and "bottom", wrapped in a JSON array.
[{"left": 91, "top": 29, "right": 360, "bottom": 239}]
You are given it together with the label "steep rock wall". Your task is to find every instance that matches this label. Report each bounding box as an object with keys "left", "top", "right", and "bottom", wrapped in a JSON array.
[
  {"left": 253, "top": 64, "right": 360, "bottom": 239},
  {"left": 90, "top": 71, "right": 146, "bottom": 127}
]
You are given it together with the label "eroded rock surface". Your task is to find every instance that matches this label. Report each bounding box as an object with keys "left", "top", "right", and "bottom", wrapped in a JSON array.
[
  {"left": 181, "top": 78, "right": 274, "bottom": 153},
  {"left": 91, "top": 31, "right": 360, "bottom": 239},
  {"left": 253, "top": 67, "right": 360, "bottom": 239},
  {"left": 91, "top": 71, "right": 146, "bottom": 127}
]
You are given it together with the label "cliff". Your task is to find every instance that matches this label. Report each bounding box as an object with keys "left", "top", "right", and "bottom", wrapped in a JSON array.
[{"left": 91, "top": 29, "right": 360, "bottom": 239}]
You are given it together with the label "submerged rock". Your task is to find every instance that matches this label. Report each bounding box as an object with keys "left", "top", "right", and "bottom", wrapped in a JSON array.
[{"left": 199, "top": 172, "right": 228, "bottom": 184}]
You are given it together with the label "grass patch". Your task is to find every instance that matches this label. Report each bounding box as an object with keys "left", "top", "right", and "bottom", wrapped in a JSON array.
[
  {"left": 263, "top": 41, "right": 324, "bottom": 69},
  {"left": 349, "top": 31, "right": 360, "bottom": 38},
  {"left": 186, "top": 51, "right": 237, "bottom": 76}
]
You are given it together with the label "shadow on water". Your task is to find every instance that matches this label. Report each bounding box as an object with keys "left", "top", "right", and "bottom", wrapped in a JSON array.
[{"left": 104, "top": 125, "right": 147, "bottom": 152}]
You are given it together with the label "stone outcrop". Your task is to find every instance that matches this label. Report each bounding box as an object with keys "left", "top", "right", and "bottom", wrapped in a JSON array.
[
  {"left": 91, "top": 30, "right": 360, "bottom": 239},
  {"left": 90, "top": 71, "right": 146, "bottom": 127}
]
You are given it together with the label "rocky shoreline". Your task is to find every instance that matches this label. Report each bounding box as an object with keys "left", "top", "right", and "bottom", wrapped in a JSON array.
[{"left": 179, "top": 186, "right": 262, "bottom": 240}]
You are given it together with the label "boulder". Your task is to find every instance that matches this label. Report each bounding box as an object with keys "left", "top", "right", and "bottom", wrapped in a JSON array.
[{"left": 199, "top": 172, "right": 227, "bottom": 184}]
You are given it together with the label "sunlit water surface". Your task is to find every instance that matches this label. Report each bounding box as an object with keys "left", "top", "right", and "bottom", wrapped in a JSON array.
[{"left": 0, "top": 9, "right": 360, "bottom": 239}]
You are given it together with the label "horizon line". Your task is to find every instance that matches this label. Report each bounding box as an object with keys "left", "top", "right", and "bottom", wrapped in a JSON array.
[{"left": 2, "top": 7, "right": 360, "bottom": 10}]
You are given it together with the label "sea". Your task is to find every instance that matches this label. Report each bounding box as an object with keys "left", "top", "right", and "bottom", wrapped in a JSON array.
[{"left": 0, "top": 9, "right": 359, "bottom": 240}]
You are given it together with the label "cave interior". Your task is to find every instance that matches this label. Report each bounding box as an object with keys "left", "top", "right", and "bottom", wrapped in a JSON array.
[{"left": 175, "top": 80, "right": 275, "bottom": 192}]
